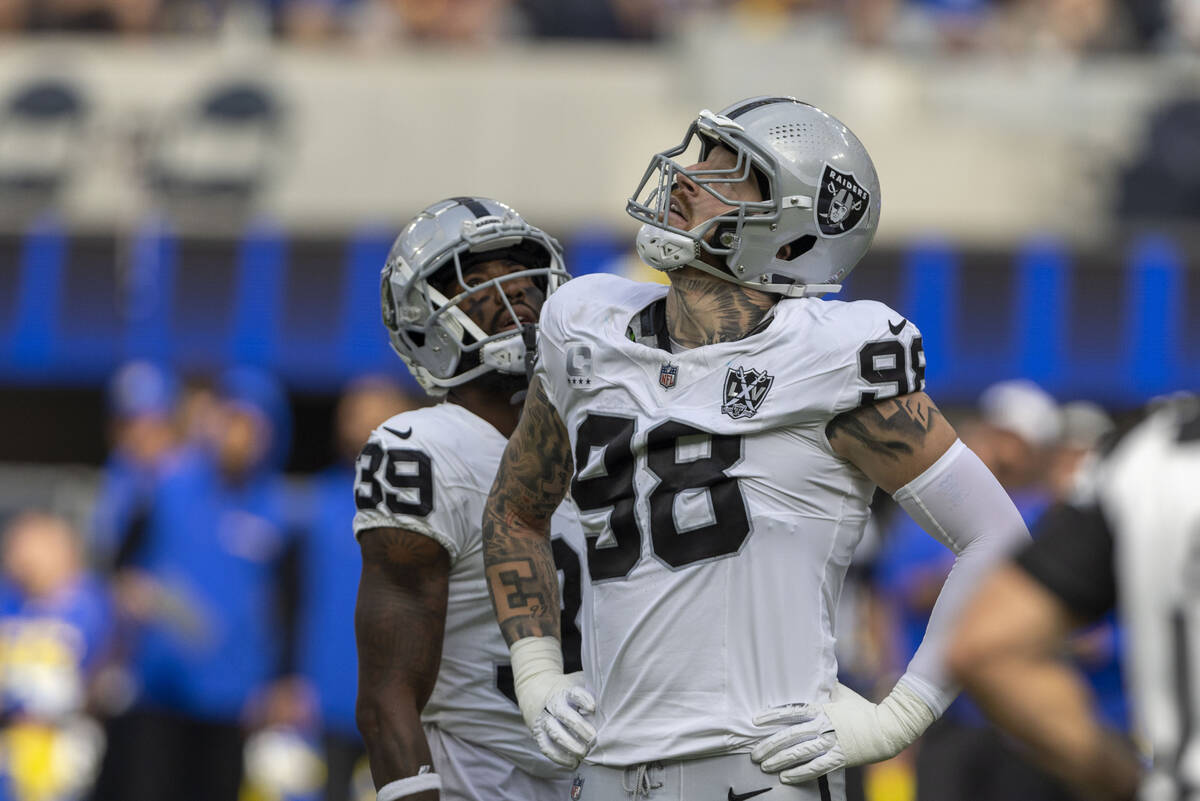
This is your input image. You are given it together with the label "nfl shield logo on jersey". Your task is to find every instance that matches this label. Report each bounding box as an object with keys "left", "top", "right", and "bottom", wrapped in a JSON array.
[
  {"left": 816, "top": 163, "right": 870, "bottom": 237},
  {"left": 659, "top": 362, "right": 678, "bottom": 389},
  {"left": 571, "top": 777, "right": 585, "bottom": 799},
  {"left": 721, "top": 366, "right": 774, "bottom": 419}
]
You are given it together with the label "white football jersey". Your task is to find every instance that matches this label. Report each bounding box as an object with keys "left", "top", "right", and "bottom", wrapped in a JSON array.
[
  {"left": 1093, "top": 404, "right": 1200, "bottom": 801},
  {"left": 352, "top": 402, "right": 587, "bottom": 782},
  {"left": 536, "top": 273, "right": 927, "bottom": 765}
]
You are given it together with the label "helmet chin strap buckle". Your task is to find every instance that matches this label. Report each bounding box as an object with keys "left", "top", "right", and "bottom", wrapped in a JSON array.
[
  {"left": 635, "top": 223, "right": 699, "bottom": 272},
  {"left": 481, "top": 331, "right": 527, "bottom": 374}
]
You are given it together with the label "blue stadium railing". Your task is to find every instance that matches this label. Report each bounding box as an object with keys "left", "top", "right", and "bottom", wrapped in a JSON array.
[{"left": 0, "top": 216, "right": 1193, "bottom": 404}]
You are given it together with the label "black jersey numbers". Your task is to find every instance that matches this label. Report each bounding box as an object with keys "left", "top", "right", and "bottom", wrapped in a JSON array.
[
  {"left": 646, "top": 421, "right": 750, "bottom": 568},
  {"left": 354, "top": 441, "right": 434, "bottom": 517},
  {"left": 857, "top": 335, "right": 925, "bottom": 405},
  {"left": 495, "top": 535, "right": 585, "bottom": 704},
  {"left": 572, "top": 414, "right": 750, "bottom": 582},
  {"left": 571, "top": 414, "right": 641, "bottom": 581}
]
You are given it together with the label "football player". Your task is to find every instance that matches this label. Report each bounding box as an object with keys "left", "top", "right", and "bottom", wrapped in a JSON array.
[
  {"left": 353, "top": 198, "right": 586, "bottom": 801},
  {"left": 948, "top": 398, "right": 1200, "bottom": 801},
  {"left": 481, "top": 97, "right": 1031, "bottom": 800}
]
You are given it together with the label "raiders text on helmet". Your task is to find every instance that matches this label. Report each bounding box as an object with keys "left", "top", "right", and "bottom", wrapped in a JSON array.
[
  {"left": 380, "top": 197, "right": 568, "bottom": 396},
  {"left": 626, "top": 96, "right": 880, "bottom": 297}
]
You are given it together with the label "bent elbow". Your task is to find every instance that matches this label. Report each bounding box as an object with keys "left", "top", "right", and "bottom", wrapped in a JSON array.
[{"left": 356, "top": 687, "right": 419, "bottom": 746}]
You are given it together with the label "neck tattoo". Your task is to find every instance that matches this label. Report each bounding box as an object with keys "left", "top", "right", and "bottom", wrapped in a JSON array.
[{"left": 665, "top": 273, "right": 776, "bottom": 349}]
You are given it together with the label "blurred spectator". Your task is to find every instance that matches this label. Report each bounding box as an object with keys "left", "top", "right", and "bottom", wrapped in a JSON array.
[
  {"left": 1046, "top": 400, "right": 1114, "bottom": 500},
  {"left": 275, "top": 0, "right": 355, "bottom": 42},
  {"left": 517, "top": 0, "right": 662, "bottom": 39},
  {"left": 91, "top": 361, "right": 180, "bottom": 571},
  {"left": 9, "top": 0, "right": 162, "bottom": 32},
  {"left": 971, "top": 378, "right": 1062, "bottom": 503},
  {"left": 290, "top": 375, "right": 415, "bottom": 801},
  {"left": 92, "top": 367, "right": 303, "bottom": 801},
  {"left": 0, "top": 512, "right": 113, "bottom": 801},
  {"left": 388, "top": 0, "right": 513, "bottom": 42}
]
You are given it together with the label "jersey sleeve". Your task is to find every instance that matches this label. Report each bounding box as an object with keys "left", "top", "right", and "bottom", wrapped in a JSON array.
[
  {"left": 351, "top": 422, "right": 471, "bottom": 559},
  {"left": 531, "top": 275, "right": 580, "bottom": 415},
  {"left": 824, "top": 300, "right": 928, "bottom": 418},
  {"left": 1014, "top": 502, "right": 1118, "bottom": 622}
]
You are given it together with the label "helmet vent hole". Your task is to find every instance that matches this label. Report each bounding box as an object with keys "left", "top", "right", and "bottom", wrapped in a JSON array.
[
  {"left": 767, "top": 123, "right": 814, "bottom": 145},
  {"left": 780, "top": 235, "right": 817, "bottom": 261}
]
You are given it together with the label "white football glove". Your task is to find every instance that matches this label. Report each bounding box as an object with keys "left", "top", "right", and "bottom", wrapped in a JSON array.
[
  {"left": 510, "top": 636, "right": 597, "bottom": 769},
  {"left": 750, "top": 681, "right": 936, "bottom": 784}
]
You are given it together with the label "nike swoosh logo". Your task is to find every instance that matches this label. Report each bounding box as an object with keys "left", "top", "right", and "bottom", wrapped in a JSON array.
[
  {"left": 888, "top": 318, "right": 907, "bottom": 335},
  {"left": 383, "top": 426, "right": 412, "bottom": 439},
  {"left": 728, "top": 788, "right": 772, "bottom": 801}
]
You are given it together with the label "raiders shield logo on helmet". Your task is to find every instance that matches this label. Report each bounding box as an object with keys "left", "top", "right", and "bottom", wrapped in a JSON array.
[
  {"left": 816, "top": 163, "right": 870, "bottom": 237},
  {"left": 721, "top": 366, "right": 774, "bottom": 419}
]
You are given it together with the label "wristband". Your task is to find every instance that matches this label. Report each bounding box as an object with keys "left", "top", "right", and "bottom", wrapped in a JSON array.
[
  {"left": 510, "top": 635, "right": 566, "bottom": 728},
  {"left": 377, "top": 769, "right": 441, "bottom": 800}
]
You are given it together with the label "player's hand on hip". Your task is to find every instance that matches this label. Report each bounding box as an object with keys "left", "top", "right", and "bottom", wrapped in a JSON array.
[
  {"left": 510, "top": 637, "right": 597, "bottom": 769},
  {"left": 751, "top": 682, "right": 935, "bottom": 784},
  {"left": 528, "top": 672, "right": 596, "bottom": 769},
  {"left": 750, "top": 701, "right": 842, "bottom": 784}
]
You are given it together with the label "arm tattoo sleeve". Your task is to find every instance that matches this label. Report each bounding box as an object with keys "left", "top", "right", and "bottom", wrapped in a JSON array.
[
  {"left": 483, "top": 378, "right": 575, "bottom": 646},
  {"left": 827, "top": 392, "right": 958, "bottom": 493},
  {"left": 355, "top": 528, "right": 449, "bottom": 791},
  {"left": 827, "top": 393, "right": 946, "bottom": 461}
]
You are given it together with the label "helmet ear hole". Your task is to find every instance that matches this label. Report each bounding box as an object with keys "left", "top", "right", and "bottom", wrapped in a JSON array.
[{"left": 779, "top": 235, "right": 816, "bottom": 261}]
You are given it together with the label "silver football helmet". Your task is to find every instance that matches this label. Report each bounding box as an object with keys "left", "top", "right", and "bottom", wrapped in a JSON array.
[
  {"left": 627, "top": 96, "right": 880, "bottom": 297},
  {"left": 381, "top": 197, "right": 568, "bottom": 396}
]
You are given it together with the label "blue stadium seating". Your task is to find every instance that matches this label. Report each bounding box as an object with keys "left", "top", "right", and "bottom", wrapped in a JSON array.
[{"left": 1, "top": 218, "right": 1193, "bottom": 404}]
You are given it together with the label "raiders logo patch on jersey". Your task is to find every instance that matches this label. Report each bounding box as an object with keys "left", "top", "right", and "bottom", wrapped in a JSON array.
[
  {"left": 721, "top": 366, "right": 774, "bottom": 419},
  {"left": 816, "top": 163, "right": 870, "bottom": 237}
]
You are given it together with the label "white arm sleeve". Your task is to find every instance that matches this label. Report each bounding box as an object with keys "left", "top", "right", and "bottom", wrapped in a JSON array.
[{"left": 890, "top": 439, "right": 1031, "bottom": 714}]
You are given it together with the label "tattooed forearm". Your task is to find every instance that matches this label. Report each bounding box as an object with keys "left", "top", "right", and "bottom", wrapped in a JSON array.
[
  {"left": 487, "top": 552, "right": 561, "bottom": 641},
  {"left": 483, "top": 378, "right": 574, "bottom": 645},
  {"left": 827, "top": 391, "right": 958, "bottom": 493},
  {"left": 665, "top": 268, "right": 776, "bottom": 348},
  {"left": 355, "top": 528, "right": 449, "bottom": 794}
]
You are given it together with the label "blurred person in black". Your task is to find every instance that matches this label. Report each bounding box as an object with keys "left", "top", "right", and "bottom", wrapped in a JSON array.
[
  {"left": 947, "top": 398, "right": 1200, "bottom": 801},
  {"left": 92, "top": 366, "right": 304, "bottom": 801},
  {"left": 0, "top": 511, "right": 114, "bottom": 801},
  {"left": 296, "top": 374, "right": 415, "bottom": 801}
]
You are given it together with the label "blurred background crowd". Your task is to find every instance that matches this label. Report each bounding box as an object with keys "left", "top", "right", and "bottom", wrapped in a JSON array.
[
  {"left": 0, "top": 0, "right": 1197, "bottom": 799},
  {"left": 1, "top": 0, "right": 1200, "bottom": 53}
]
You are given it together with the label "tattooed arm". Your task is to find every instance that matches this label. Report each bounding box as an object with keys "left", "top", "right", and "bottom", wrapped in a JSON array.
[
  {"left": 355, "top": 528, "right": 449, "bottom": 799},
  {"left": 826, "top": 391, "right": 957, "bottom": 492},
  {"left": 482, "top": 377, "right": 574, "bottom": 646},
  {"left": 482, "top": 378, "right": 596, "bottom": 768},
  {"left": 829, "top": 390, "right": 1030, "bottom": 716}
]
